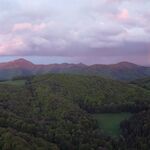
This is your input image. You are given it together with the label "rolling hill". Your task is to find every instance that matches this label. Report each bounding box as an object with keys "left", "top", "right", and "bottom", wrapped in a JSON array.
[
  {"left": 30, "top": 74, "right": 150, "bottom": 113},
  {"left": 0, "top": 74, "right": 150, "bottom": 149},
  {"left": 0, "top": 58, "right": 150, "bottom": 81}
]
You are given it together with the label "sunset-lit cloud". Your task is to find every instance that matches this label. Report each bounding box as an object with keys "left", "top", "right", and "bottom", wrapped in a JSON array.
[
  {"left": 0, "top": 37, "right": 25, "bottom": 55},
  {"left": 0, "top": 0, "right": 149, "bottom": 65},
  {"left": 12, "top": 23, "right": 47, "bottom": 32},
  {"left": 117, "top": 9, "right": 129, "bottom": 21}
]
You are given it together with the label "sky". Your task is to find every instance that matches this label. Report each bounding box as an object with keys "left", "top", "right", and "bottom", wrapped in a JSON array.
[{"left": 0, "top": 0, "right": 150, "bottom": 65}]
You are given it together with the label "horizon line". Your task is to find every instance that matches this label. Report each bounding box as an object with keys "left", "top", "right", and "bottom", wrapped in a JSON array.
[{"left": 0, "top": 57, "right": 148, "bottom": 67}]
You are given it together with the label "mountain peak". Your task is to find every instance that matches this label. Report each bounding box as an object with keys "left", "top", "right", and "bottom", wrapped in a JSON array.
[
  {"left": 0, "top": 58, "right": 149, "bottom": 81},
  {"left": 13, "top": 58, "right": 33, "bottom": 64},
  {"left": 117, "top": 61, "right": 137, "bottom": 65},
  {"left": 3, "top": 58, "right": 35, "bottom": 69},
  {"left": 112, "top": 61, "right": 139, "bottom": 69}
]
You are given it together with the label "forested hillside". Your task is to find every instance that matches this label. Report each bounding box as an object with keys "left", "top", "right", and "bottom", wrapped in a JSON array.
[
  {"left": 0, "top": 74, "right": 149, "bottom": 149},
  {"left": 31, "top": 74, "right": 150, "bottom": 113},
  {"left": 0, "top": 76, "right": 115, "bottom": 150},
  {"left": 131, "top": 77, "right": 150, "bottom": 90},
  {"left": 120, "top": 110, "right": 150, "bottom": 150}
]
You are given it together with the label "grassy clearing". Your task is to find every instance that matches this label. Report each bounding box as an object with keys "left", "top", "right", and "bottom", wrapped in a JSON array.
[
  {"left": 0, "top": 80, "right": 26, "bottom": 86},
  {"left": 93, "top": 113, "right": 132, "bottom": 136}
]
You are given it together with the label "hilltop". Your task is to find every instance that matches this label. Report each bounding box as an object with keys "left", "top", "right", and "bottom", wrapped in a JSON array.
[{"left": 0, "top": 58, "right": 150, "bottom": 81}]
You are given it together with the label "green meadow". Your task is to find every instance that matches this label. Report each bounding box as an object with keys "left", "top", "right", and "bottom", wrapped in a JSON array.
[
  {"left": 93, "top": 113, "right": 132, "bottom": 136},
  {"left": 0, "top": 80, "right": 26, "bottom": 86}
]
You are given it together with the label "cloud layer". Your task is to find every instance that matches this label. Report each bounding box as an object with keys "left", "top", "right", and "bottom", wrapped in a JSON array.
[{"left": 0, "top": 0, "right": 149, "bottom": 64}]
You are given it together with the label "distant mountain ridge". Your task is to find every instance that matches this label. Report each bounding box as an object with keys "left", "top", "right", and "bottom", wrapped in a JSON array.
[
  {"left": 0, "top": 58, "right": 150, "bottom": 81},
  {"left": 0, "top": 58, "right": 34, "bottom": 69}
]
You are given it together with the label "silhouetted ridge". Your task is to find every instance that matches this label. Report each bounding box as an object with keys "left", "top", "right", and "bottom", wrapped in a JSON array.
[
  {"left": 0, "top": 59, "right": 149, "bottom": 81},
  {"left": 111, "top": 62, "right": 139, "bottom": 69}
]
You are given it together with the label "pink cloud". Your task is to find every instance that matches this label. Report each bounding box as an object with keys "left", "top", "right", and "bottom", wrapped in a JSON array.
[
  {"left": 106, "top": 0, "right": 120, "bottom": 3},
  {"left": 117, "top": 9, "right": 129, "bottom": 21},
  {"left": 13, "top": 23, "right": 32, "bottom": 31},
  {"left": 12, "top": 23, "right": 47, "bottom": 32},
  {"left": 0, "top": 37, "right": 25, "bottom": 55},
  {"left": 33, "top": 23, "right": 47, "bottom": 31}
]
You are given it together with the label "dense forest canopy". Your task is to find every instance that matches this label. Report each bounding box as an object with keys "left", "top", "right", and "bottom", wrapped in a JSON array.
[
  {"left": 131, "top": 77, "right": 150, "bottom": 90},
  {"left": 0, "top": 74, "right": 149, "bottom": 149}
]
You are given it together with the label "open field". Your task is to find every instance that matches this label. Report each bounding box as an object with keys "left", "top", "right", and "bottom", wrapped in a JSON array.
[
  {"left": 0, "top": 80, "right": 26, "bottom": 86},
  {"left": 93, "top": 113, "right": 132, "bottom": 136}
]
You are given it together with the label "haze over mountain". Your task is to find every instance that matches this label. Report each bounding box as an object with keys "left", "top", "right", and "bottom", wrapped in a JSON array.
[{"left": 0, "top": 58, "right": 150, "bottom": 81}]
